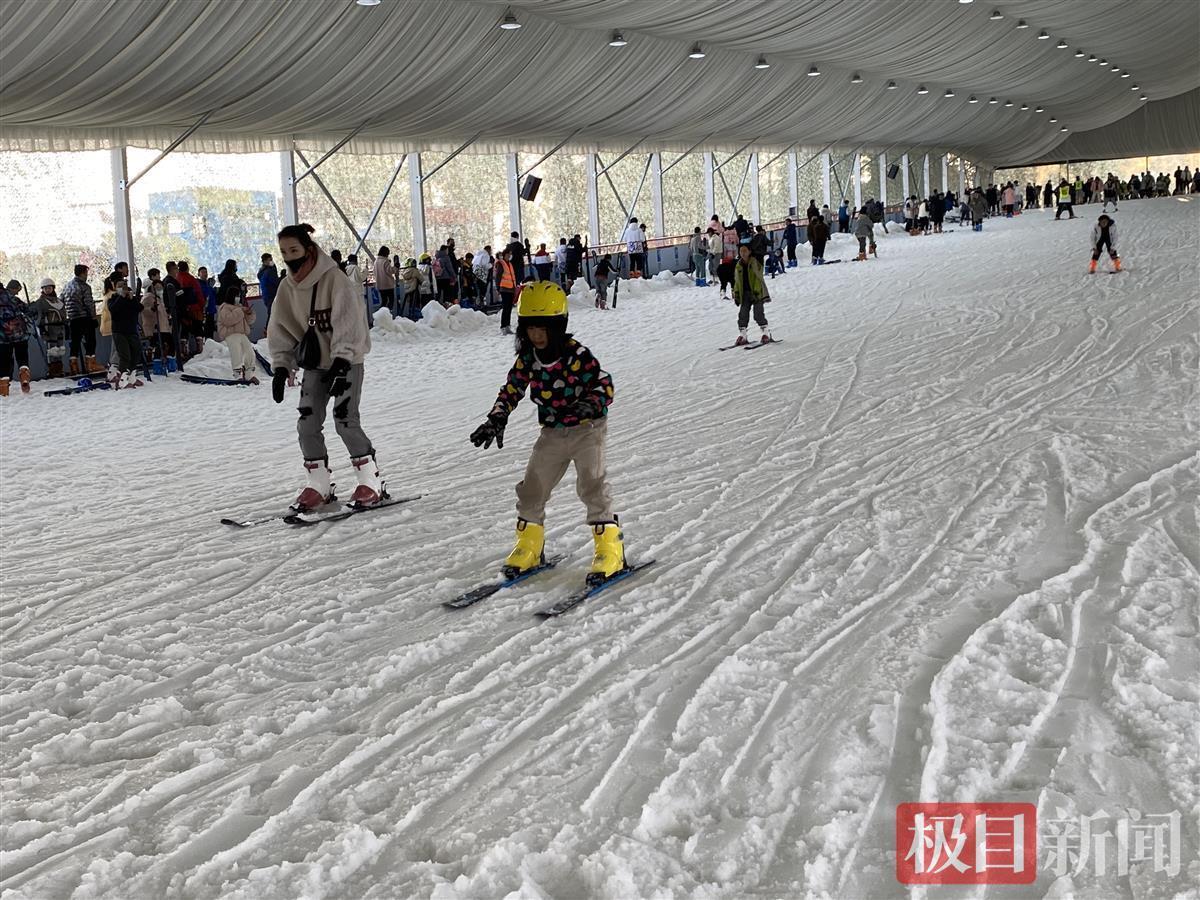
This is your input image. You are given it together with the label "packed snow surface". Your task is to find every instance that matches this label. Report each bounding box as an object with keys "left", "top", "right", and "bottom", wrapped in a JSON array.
[{"left": 2, "top": 198, "right": 1197, "bottom": 899}]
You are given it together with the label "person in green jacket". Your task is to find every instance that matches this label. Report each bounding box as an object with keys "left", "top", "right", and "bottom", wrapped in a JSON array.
[{"left": 732, "top": 243, "right": 771, "bottom": 345}]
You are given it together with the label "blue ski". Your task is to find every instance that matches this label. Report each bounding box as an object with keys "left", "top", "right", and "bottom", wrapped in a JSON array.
[
  {"left": 535, "top": 560, "right": 657, "bottom": 618},
  {"left": 443, "top": 555, "right": 567, "bottom": 609}
]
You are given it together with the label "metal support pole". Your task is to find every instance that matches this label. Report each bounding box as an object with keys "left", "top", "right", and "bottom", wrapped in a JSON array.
[
  {"left": 650, "top": 152, "right": 664, "bottom": 238},
  {"left": 408, "top": 152, "right": 426, "bottom": 257},
  {"left": 353, "top": 157, "right": 405, "bottom": 258},
  {"left": 923, "top": 154, "right": 930, "bottom": 196},
  {"left": 124, "top": 111, "right": 213, "bottom": 189},
  {"left": 518, "top": 129, "right": 582, "bottom": 179},
  {"left": 749, "top": 152, "right": 760, "bottom": 224},
  {"left": 901, "top": 153, "right": 910, "bottom": 199},
  {"left": 787, "top": 150, "right": 798, "bottom": 214},
  {"left": 280, "top": 148, "right": 298, "bottom": 224},
  {"left": 703, "top": 151, "right": 716, "bottom": 218},
  {"left": 506, "top": 152, "right": 522, "bottom": 237},
  {"left": 941, "top": 155, "right": 949, "bottom": 193},
  {"left": 586, "top": 152, "right": 601, "bottom": 247},
  {"left": 879, "top": 151, "right": 888, "bottom": 206},
  {"left": 293, "top": 120, "right": 370, "bottom": 183},
  {"left": 852, "top": 152, "right": 863, "bottom": 209},
  {"left": 111, "top": 147, "right": 134, "bottom": 273},
  {"left": 821, "top": 151, "right": 832, "bottom": 208}
]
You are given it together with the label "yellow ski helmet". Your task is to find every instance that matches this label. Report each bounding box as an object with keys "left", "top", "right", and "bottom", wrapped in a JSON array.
[{"left": 517, "top": 281, "right": 567, "bottom": 318}]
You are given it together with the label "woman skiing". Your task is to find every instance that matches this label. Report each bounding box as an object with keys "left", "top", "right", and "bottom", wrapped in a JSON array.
[
  {"left": 468, "top": 281, "right": 624, "bottom": 585},
  {"left": 268, "top": 223, "right": 386, "bottom": 511}
]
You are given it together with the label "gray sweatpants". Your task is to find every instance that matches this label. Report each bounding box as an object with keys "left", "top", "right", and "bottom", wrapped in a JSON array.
[
  {"left": 516, "top": 419, "right": 614, "bottom": 525},
  {"left": 297, "top": 363, "right": 374, "bottom": 460}
]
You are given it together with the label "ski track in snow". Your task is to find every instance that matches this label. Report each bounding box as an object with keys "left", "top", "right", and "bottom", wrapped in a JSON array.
[{"left": 1, "top": 198, "right": 1197, "bottom": 899}]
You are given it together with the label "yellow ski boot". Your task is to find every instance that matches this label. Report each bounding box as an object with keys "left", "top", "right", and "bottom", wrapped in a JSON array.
[
  {"left": 503, "top": 519, "right": 545, "bottom": 576},
  {"left": 587, "top": 523, "right": 626, "bottom": 585}
]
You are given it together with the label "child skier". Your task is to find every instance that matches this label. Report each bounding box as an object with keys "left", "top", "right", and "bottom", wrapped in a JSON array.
[
  {"left": 593, "top": 254, "right": 614, "bottom": 309},
  {"left": 1088, "top": 214, "right": 1121, "bottom": 273},
  {"left": 106, "top": 278, "right": 145, "bottom": 387},
  {"left": 468, "top": 281, "right": 623, "bottom": 585},
  {"left": 854, "top": 207, "right": 877, "bottom": 259},
  {"left": 0, "top": 279, "right": 31, "bottom": 395},
  {"left": 808, "top": 215, "right": 830, "bottom": 264},
  {"left": 32, "top": 278, "right": 69, "bottom": 377},
  {"left": 139, "top": 269, "right": 173, "bottom": 366},
  {"left": 217, "top": 288, "right": 258, "bottom": 383},
  {"left": 731, "top": 243, "right": 771, "bottom": 345},
  {"left": 268, "top": 223, "right": 386, "bottom": 511}
]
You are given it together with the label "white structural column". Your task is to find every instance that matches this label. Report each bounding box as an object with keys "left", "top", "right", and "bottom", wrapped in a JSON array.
[
  {"left": 879, "top": 151, "right": 888, "bottom": 206},
  {"left": 923, "top": 154, "right": 930, "bottom": 196},
  {"left": 586, "top": 153, "right": 601, "bottom": 247},
  {"left": 852, "top": 152, "right": 863, "bottom": 209},
  {"left": 958, "top": 157, "right": 965, "bottom": 195},
  {"left": 821, "top": 151, "right": 832, "bottom": 208},
  {"left": 787, "top": 150, "right": 799, "bottom": 215},
  {"left": 111, "top": 147, "right": 135, "bottom": 273},
  {"left": 901, "top": 152, "right": 910, "bottom": 199},
  {"left": 650, "top": 152, "right": 665, "bottom": 238},
  {"left": 407, "top": 152, "right": 426, "bottom": 257},
  {"left": 702, "top": 151, "right": 716, "bottom": 219},
  {"left": 506, "top": 152, "right": 522, "bottom": 238},
  {"left": 942, "top": 155, "right": 949, "bottom": 193},
  {"left": 280, "top": 148, "right": 299, "bottom": 225},
  {"left": 749, "top": 152, "right": 760, "bottom": 224}
]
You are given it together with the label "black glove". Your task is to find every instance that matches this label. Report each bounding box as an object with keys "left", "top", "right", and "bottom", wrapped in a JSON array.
[
  {"left": 470, "top": 414, "right": 506, "bottom": 449},
  {"left": 325, "top": 357, "right": 352, "bottom": 397},
  {"left": 272, "top": 369, "right": 288, "bottom": 405},
  {"left": 568, "top": 397, "right": 599, "bottom": 420},
  {"left": 272, "top": 368, "right": 288, "bottom": 403}
]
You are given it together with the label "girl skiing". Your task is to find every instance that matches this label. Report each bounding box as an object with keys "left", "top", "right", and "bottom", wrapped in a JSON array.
[
  {"left": 732, "top": 243, "right": 771, "bottom": 344},
  {"left": 32, "top": 278, "right": 69, "bottom": 377},
  {"left": 140, "top": 268, "right": 172, "bottom": 367},
  {"left": 268, "top": 223, "right": 386, "bottom": 511},
  {"left": 1088, "top": 214, "right": 1121, "bottom": 273},
  {"left": 469, "top": 281, "right": 624, "bottom": 585}
]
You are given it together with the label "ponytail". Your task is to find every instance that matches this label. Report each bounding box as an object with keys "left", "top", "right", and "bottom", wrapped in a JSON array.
[{"left": 277, "top": 223, "right": 318, "bottom": 249}]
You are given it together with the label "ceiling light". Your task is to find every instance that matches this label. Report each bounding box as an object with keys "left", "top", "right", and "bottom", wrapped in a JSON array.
[
  {"left": 958, "top": 0, "right": 973, "bottom": 4},
  {"left": 1140, "top": 95, "right": 1148, "bottom": 101},
  {"left": 968, "top": 95, "right": 979, "bottom": 103},
  {"left": 850, "top": 72, "right": 863, "bottom": 83},
  {"left": 886, "top": 80, "right": 898, "bottom": 90},
  {"left": 498, "top": 9, "right": 521, "bottom": 29},
  {"left": 1061, "top": 126, "right": 1069, "bottom": 132},
  {"left": 608, "top": 30, "right": 627, "bottom": 47},
  {"left": 1099, "top": 59, "right": 1107, "bottom": 66},
  {"left": 944, "top": 88, "right": 956, "bottom": 98},
  {"left": 755, "top": 56, "right": 770, "bottom": 69},
  {"left": 1037, "top": 30, "right": 1050, "bottom": 39},
  {"left": 807, "top": 65, "right": 821, "bottom": 76},
  {"left": 989, "top": 9, "right": 1003, "bottom": 18},
  {"left": 1015, "top": 19, "right": 1029, "bottom": 28},
  {"left": 1020, "top": 103, "right": 1029, "bottom": 110},
  {"left": 917, "top": 84, "right": 929, "bottom": 94},
  {"left": 688, "top": 44, "right": 705, "bottom": 59},
  {"left": 988, "top": 97, "right": 998, "bottom": 104},
  {"left": 355, "top": 0, "right": 380, "bottom": 5},
  {"left": 1131, "top": 84, "right": 1140, "bottom": 90},
  {"left": 1111, "top": 65, "right": 1121, "bottom": 72},
  {"left": 1074, "top": 49, "right": 1085, "bottom": 57},
  {"left": 1004, "top": 99, "right": 1013, "bottom": 107},
  {"left": 1121, "top": 71, "right": 1131, "bottom": 78},
  {"left": 1035, "top": 106, "right": 1044, "bottom": 112},
  {"left": 1057, "top": 40, "right": 1068, "bottom": 49},
  {"left": 1049, "top": 117, "right": 1058, "bottom": 122},
  {"left": 1087, "top": 55, "right": 1097, "bottom": 62}
]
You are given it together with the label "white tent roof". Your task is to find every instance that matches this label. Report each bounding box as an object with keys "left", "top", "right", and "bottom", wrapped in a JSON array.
[{"left": 2, "top": 0, "right": 1197, "bottom": 164}]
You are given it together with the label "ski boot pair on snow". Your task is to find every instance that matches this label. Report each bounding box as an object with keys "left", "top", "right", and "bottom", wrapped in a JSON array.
[
  {"left": 0, "top": 367, "right": 31, "bottom": 396},
  {"left": 735, "top": 327, "right": 772, "bottom": 346},
  {"left": 1088, "top": 257, "right": 1121, "bottom": 274},
  {"left": 293, "top": 455, "right": 387, "bottom": 512},
  {"left": 504, "top": 518, "right": 627, "bottom": 586}
]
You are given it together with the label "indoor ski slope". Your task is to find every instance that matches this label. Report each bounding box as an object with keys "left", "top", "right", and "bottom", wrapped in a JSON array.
[{"left": 2, "top": 197, "right": 1197, "bottom": 899}]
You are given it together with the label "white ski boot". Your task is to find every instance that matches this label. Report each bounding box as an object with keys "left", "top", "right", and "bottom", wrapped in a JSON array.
[
  {"left": 349, "top": 454, "right": 387, "bottom": 508},
  {"left": 293, "top": 458, "right": 335, "bottom": 512}
]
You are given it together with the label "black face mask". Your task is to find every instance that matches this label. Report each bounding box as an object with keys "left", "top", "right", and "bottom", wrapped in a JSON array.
[{"left": 283, "top": 253, "right": 308, "bottom": 274}]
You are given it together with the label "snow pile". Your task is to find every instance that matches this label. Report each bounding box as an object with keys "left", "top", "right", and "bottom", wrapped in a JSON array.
[{"left": 371, "top": 302, "right": 491, "bottom": 342}]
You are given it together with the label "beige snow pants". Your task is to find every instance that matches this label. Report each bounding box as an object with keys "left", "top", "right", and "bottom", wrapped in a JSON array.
[{"left": 516, "top": 419, "right": 614, "bottom": 525}]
